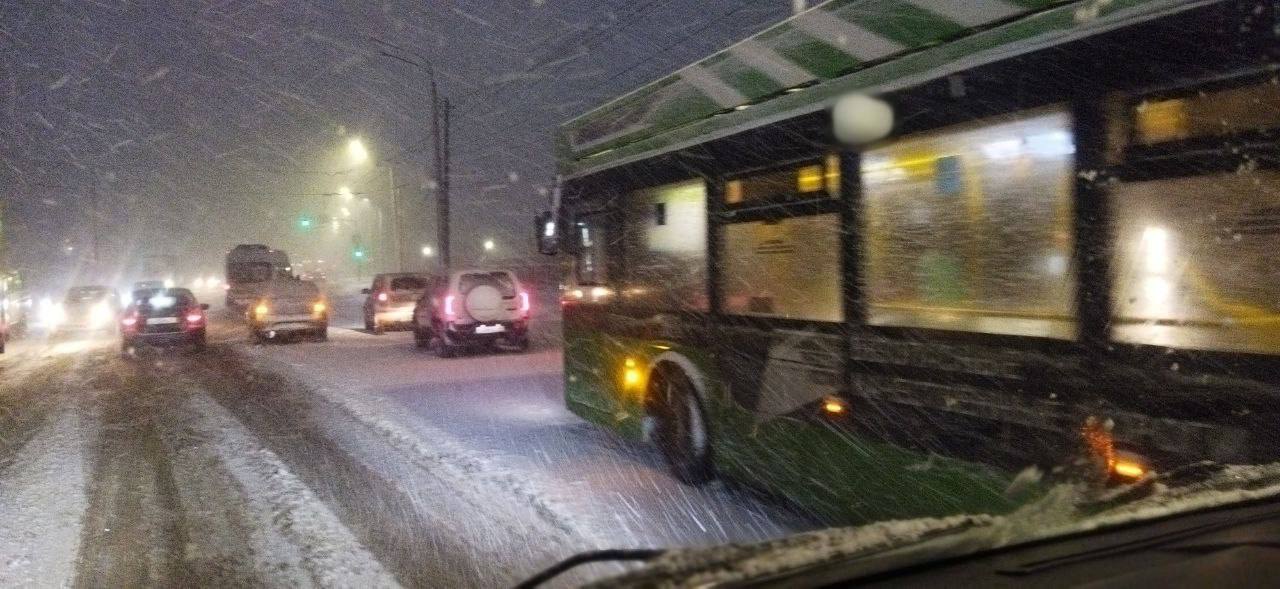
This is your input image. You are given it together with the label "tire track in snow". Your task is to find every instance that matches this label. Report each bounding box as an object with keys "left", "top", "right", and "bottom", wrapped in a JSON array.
[
  {"left": 188, "top": 347, "right": 589, "bottom": 587},
  {"left": 179, "top": 394, "right": 399, "bottom": 588},
  {"left": 0, "top": 355, "right": 79, "bottom": 477},
  {"left": 0, "top": 406, "right": 92, "bottom": 588},
  {"left": 73, "top": 362, "right": 191, "bottom": 587}
]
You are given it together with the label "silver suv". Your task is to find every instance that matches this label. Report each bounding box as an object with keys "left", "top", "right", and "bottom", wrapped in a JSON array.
[{"left": 412, "top": 269, "right": 530, "bottom": 356}]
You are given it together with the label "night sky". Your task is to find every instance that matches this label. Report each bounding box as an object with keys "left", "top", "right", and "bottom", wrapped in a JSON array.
[{"left": 1, "top": 0, "right": 791, "bottom": 290}]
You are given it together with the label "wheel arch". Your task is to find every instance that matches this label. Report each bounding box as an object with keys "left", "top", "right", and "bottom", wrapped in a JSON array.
[{"left": 642, "top": 350, "right": 711, "bottom": 448}]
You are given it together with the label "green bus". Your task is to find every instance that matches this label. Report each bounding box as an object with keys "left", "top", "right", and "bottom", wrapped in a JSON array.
[{"left": 537, "top": 0, "right": 1280, "bottom": 523}]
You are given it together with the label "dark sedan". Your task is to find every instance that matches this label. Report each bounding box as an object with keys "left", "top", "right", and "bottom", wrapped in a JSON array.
[{"left": 120, "top": 288, "right": 208, "bottom": 352}]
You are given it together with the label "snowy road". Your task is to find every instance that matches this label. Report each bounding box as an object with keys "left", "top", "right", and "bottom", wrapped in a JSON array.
[{"left": 0, "top": 300, "right": 815, "bottom": 588}]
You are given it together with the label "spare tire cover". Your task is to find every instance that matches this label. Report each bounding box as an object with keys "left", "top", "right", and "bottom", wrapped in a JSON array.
[{"left": 464, "top": 284, "right": 504, "bottom": 322}]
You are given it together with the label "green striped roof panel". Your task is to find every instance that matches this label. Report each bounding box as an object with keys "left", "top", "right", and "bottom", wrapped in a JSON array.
[{"left": 557, "top": 0, "right": 1209, "bottom": 177}]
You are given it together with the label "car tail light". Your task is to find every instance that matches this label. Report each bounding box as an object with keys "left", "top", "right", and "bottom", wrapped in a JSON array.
[
  {"left": 185, "top": 311, "right": 203, "bottom": 324},
  {"left": 121, "top": 312, "right": 138, "bottom": 328},
  {"left": 519, "top": 291, "right": 530, "bottom": 314},
  {"left": 443, "top": 294, "right": 456, "bottom": 319},
  {"left": 223, "top": 283, "right": 231, "bottom": 291},
  {"left": 377, "top": 291, "right": 388, "bottom": 303}
]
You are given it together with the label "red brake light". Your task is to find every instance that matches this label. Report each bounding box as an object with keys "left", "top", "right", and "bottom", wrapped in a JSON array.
[
  {"left": 519, "top": 291, "right": 530, "bottom": 314},
  {"left": 185, "top": 312, "right": 203, "bottom": 324},
  {"left": 444, "top": 294, "right": 456, "bottom": 319},
  {"left": 121, "top": 313, "right": 138, "bottom": 327},
  {"left": 377, "top": 291, "right": 388, "bottom": 302}
]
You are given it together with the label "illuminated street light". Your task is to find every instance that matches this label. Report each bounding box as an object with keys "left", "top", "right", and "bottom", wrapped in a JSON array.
[
  {"left": 348, "top": 138, "right": 369, "bottom": 163},
  {"left": 338, "top": 186, "right": 353, "bottom": 200},
  {"left": 340, "top": 207, "right": 351, "bottom": 217},
  {"left": 421, "top": 245, "right": 434, "bottom": 257},
  {"left": 483, "top": 239, "right": 495, "bottom": 252}
]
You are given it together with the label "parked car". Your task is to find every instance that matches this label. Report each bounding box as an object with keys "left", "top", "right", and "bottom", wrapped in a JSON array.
[
  {"left": 412, "top": 269, "right": 530, "bottom": 356},
  {"left": 55, "top": 285, "right": 121, "bottom": 336},
  {"left": 362, "top": 272, "right": 433, "bottom": 334},
  {"left": 120, "top": 288, "right": 208, "bottom": 352},
  {"left": 247, "top": 278, "right": 327, "bottom": 342}
]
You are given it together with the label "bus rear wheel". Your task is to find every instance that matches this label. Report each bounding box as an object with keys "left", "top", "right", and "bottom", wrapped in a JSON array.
[{"left": 650, "top": 363, "right": 713, "bottom": 485}]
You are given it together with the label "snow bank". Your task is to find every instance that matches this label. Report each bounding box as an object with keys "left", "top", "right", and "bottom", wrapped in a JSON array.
[{"left": 0, "top": 408, "right": 92, "bottom": 588}]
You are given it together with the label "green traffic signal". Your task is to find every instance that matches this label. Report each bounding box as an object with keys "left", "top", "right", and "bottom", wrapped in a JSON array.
[{"left": 298, "top": 216, "right": 313, "bottom": 230}]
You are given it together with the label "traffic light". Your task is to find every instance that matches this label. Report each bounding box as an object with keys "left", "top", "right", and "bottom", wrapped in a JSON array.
[
  {"left": 298, "top": 215, "right": 313, "bottom": 230},
  {"left": 352, "top": 246, "right": 366, "bottom": 261}
]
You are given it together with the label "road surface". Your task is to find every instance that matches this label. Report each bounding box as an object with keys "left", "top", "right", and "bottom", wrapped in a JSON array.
[{"left": 0, "top": 296, "right": 815, "bottom": 588}]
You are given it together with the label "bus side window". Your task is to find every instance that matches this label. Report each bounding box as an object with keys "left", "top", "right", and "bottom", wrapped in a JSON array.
[
  {"left": 1110, "top": 78, "right": 1280, "bottom": 355},
  {"left": 860, "top": 107, "right": 1078, "bottom": 339},
  {"left": 623, "top": 180, "right": 708, "bottom": 311}
]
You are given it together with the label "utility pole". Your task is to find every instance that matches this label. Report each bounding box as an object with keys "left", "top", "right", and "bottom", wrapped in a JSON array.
[
  {"left": 387, "top": 165, "right": 402, "bottom": 271},
  {"left": 90, "top": 170, "right": 101, "bottom": 265},
  {"left": 378, "top": 48, "right": 451, "bottom": 273},
  {"left": 439, "top": 98, "right": 451, "bottom": 271}
]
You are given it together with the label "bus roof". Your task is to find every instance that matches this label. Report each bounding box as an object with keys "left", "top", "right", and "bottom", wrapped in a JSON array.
[{"left": 556, "top": 0, "right": 1206, "bottom": 179}]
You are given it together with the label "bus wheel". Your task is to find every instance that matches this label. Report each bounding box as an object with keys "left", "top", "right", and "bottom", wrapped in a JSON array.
[{"left": 650, "top": 363, "right": 713, "bottom": 485}]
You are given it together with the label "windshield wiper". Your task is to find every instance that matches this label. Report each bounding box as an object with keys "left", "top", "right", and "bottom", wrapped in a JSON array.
[{"left": 515, "top": 548, "right": 664, "bottom": 589}]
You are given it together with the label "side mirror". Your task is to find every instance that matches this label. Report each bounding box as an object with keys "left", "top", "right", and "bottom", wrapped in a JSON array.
[
  {"left": 832, "top": 93, "right": 894, "bottom": 145},
  {"left": 535, "top": 211, "right": 559, "bottom": 256},
  {"left": 200, "top": 303, "right": 210, "bottom": 310},
  {"left": 360, "top": 288, "right": 371, "bottom": 295}
]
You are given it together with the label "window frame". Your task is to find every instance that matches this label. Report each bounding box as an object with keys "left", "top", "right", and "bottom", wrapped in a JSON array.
[
  {"left": 1103, "top": 74, "right": 1280, "bottom": 356},
  {"left": 714, "top": 152, "right": 846, "bottom": 323}
]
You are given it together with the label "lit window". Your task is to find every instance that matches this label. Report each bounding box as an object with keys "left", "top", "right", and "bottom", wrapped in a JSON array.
[{"left": 861, "top": 108, "right": 1077, "bottom": 339}]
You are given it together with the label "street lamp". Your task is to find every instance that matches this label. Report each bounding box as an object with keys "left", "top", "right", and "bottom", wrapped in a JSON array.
[
  {"left": 348, "top": 138, "right": 369, "bottom": 163},
  {"left": 483, "top": 239, "right": 495, "bottom": 252},
  {"left": 421, "top": 245, "right": 434, "bottom": 257},
  {"left": 339, "top": 186, "right": 353, "bottom": 200}
]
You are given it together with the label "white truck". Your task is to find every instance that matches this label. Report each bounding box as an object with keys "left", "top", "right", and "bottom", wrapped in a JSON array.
[{"left": 224, "top": 244, "right": 291, "bottom": 310}]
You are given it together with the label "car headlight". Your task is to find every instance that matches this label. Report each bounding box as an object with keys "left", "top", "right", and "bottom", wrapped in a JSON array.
[
  {"left": 312, "top": 301, "right": 326, "bottom": 316},
  {"left": 89, "top": 302, "right": 112, "bottom": 327},
  {"left": 254, "top": 302, "right": 269, "bottom": 319}
]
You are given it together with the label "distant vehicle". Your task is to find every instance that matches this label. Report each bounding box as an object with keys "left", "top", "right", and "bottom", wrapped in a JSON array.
[
  {"left": 1, "top": 272, "right": 28, "bottom": 352},
  {"left": 362, "top": 272, "right": 433, "bottom": 334},
  {"left": 412, "top": 269, "right": 530, "bottom": 356},
  {"left": 119, "top": 288, "right": 208, "bottom": 352},
  {"left": 225, "top": 244, "right": 291, "bottom": 310},
  {"left": 133, "top": 280, "right": 165, "bottom": 292},
  {"left": 55, "top": 285, "right": 120, "bottom": 335},
  {"left": 247, "top": 278, "right": 327, "bottom": 343}
]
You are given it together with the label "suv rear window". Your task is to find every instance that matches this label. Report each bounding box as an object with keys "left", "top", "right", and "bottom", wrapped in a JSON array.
[
  {"left": 459, "top": 272, "right": 516, "bottom": 297},
  {"left": 66, "top": 287, "right": 111, "bottom": 303},
  {"left": 390, "top": 276, "right": 428, "bottom": 290}
]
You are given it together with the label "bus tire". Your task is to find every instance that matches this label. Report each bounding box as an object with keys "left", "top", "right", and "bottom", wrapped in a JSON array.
[{"left": 650, "top": 363, "right": 713, "bottom": 485}]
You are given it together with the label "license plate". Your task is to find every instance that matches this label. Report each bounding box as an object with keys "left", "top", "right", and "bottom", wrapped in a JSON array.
[
  {"left": 475, "top": 324, "right": 505, "bottom": 334},
  {"left": 146, "top": 317, "right": 179, "bottom": 325},
  {"left": 277, "top": 314, "right": 313, "bottom": 322}
]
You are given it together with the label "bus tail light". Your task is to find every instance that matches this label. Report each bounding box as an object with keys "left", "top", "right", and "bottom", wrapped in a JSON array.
[
  {"left": 519, "top": 291, "right": 530, "bottom": 315},
  {"left": 444, "top": 294, "right": 457, "bottom": 319}
]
